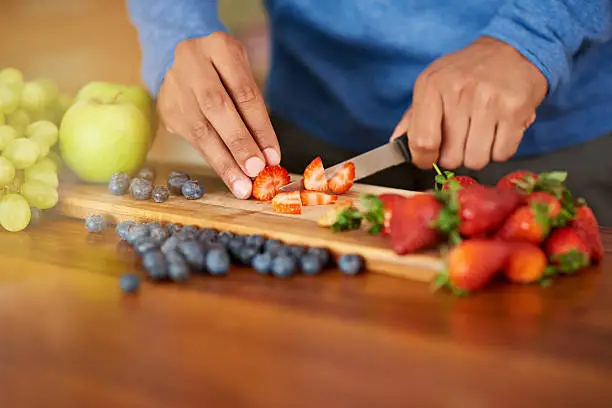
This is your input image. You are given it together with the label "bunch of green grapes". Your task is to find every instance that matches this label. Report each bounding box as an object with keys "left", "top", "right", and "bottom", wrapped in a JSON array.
[{"left": 0, "top": 67, "right": 69, "bottom": 232}]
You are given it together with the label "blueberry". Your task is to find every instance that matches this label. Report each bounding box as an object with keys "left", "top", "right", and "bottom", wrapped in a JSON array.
[
  {"left": 137, "top": 167, "right": 156, "bottom": 182},
  {"left": 338, "top": 254, "right": 364, "bottom": 275},
  {"left": 245, "top": 234, "right": 265, "bottom": 250},
  {"left": 119, "top": 273, "right": 140, "bottom": 293},
  {"left": 197, "top": 228, "right": 218, "bottom": 242},
  {"left": 269, "top": 245, "right": 290, "bottom": 258},
  {"left": 108, "top": 172, "right": 130, "bottom": 195},
  {"left": 115, "top": 221, "right": 136, "bottom": 240},
  {"left": 206, "top": 248, "right": 230, "bottom": 276},
  {"left": 167, "top": 174, "right": 190, "bottom": 195},
  {"left": 231, "top": 234, "right": 246, "bottom": 245},
  {"left": 164, "top": 223, "right": 182, "bottom": 235},
  {"left": 181, "top": 179, "right": 205, "bottom": 200},
  {"left": 85, "top": 215, "right": 106, "bottom": 233},
  {"left": 160, "top": 235, "right": 181, "bottom": 255},
  {"left": 178, "top": 240, "right": 206, "bottom": 271},
  {"left": 126, "top": 223, "right": 150, "bottom": 244},
  {"left": 288, "top": 245, "right": 306, "bottom": 259},
  {"left": 149, "top": 226, "right": 169, "bottom": 245},
  {"left": 252, "top": 253, "right": 272, "bottom": 274},
  {"left": 238, "top": 247, "right": 258, "bottom": 265},
  {"left": 181, "top": 225, "right": 200, "bottom": 237},
  {"left": 271, "top": 256, "right": 296, "bottom": 278},
  {"left": 134, "top": 238, "right": 159, "bottom": 255},
  {"left": 165, "top": 251, "right": 190, "bottom": 282},
  {"left": 217, "top": 231, "right": 234, "bottom": 246},
  {"left": 173, "top": 229, "right": 195, "bottom": 241},
  {"left": 147, "top": 221, "right": 162, "bottom": 230},
  {"left": 152, "top": 186, "right": 170, "bottom": 203},
  {"left": 142, "top": 250, "right": 168, "bottom": 280},
  {"left": 300, "top": 254, "right": 323, "bottom": 276},
  {"left": 169, "top": 171, "right": 189, "bottom": 180},
  {"left": 129, "top": 177, "right": 153, "bottom": 200},
  {"left": 307, "top": 247, "right": 330, "bottom": 267},
  {"left": 264, "top": 239, "right": 282, "bottom": 253}
]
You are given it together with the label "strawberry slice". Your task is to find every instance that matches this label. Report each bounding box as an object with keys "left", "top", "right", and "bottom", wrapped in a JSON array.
[
  {"left": 252, "top": 166, "right": 290, "bottom": 201},
  {"left": 272, "top": 191, "right": 302, "bottom": 214},
  {"left": 300, "top": 190, "right": 338, "bottom": 206},
  {"left": 303, "top": 157, "right": 328, "bottom": 192},
  {"left": 328, "top": 162, "right": 355, "bottom": 194}
]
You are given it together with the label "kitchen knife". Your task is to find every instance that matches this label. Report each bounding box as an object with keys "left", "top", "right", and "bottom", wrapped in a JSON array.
[{"left": 279, "top": 134, "right": 412, "bottom": 192}]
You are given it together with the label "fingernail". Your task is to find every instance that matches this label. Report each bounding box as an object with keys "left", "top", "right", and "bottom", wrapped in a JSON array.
[
  {"left": 231, "top": 179, "right": 252, "bottom": 199},
  {"left": 245, "top": 156, "right": 265, "bottom": 177},
  {"left": 263, "top": 148, "right": 280, "bottom": 165}
]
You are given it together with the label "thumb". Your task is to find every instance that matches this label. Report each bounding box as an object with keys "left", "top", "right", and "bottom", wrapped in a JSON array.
[{"left": 390, "top": 108, "right": 412, "bottom": 140}]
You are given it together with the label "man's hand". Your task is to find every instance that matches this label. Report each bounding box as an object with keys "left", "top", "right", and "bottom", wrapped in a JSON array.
[
  {"left": 158, "top": 33, "right": 280, "bottom": 199},
  {"left": 392, "top": 37, "right": 548, "bottom": 170}
]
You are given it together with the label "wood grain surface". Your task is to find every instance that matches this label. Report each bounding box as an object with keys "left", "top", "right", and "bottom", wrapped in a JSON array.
[
  {"left": 56, "top": 165, "right": 444, "bottom": 282},
  {"left": 0, "top": 218, "right": 611, "bottom": 407}
]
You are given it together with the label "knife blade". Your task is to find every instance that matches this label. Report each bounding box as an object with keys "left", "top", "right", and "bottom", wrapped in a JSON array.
[{"left": 279, "top": 134, "right": 412, "bottom": 192}]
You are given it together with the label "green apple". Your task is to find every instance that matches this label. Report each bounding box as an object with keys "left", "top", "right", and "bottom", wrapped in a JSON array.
[
  {"left": 75, "top": 81, "right": 154, "bottom": 125},
  {"left": 59, "top": 98, "right": 151, "bottom": 183}
]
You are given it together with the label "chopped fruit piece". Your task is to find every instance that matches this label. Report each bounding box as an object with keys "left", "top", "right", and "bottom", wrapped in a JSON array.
[
  {"left": 496, "top": 204, "right": 550, "bottom": 244},
  {"left": 300, "top": 190, "right": 338, "bottom": 206},
  {"left": 571, "top": 203, "right": 603, "bottom": 262},
  {"left": 544, "top": 227, "right": 590, "bottom": 274},
  {"left": 252, "top": 166, "right": 291, "bottom": 201},
  {"left": 496, "top": 170, "right": 538, "bottom": 191},
  {"left": 272, "top": 191, "right": 302, "bottom": 214},
  {"left": 526, "top": 191, "right": 561, "bottom": 217},
  {"left": 390, "top": 194, "right": 442, "bottom": 255},
  {"left": 377, "top": 193, "right": 403, "bottom": 236},
  {"left": 434, "top": 239, "right": 509, "bottom": 294},
  {"left": 328, "top": 162, "right": 355, "bottom": 194},
  {"left": 317, "top": 200, "right": 354, "bottom": 227},
  {"left": 433, "top": 164, "right": 478, "bottom": 191},
  {"left": 504, "top": 243, "right": 548, "bottom": 284},
  {"left": 303, "top": 157, "right": 328, "bottom": 192}
]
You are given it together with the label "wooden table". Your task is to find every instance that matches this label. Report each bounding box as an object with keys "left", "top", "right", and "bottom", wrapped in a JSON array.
[{"left": 1, "top": 218, "right": 611, "bottom": 408}]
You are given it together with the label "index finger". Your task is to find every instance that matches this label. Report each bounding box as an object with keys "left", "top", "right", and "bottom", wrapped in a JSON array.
[
  {"left": 408, "top": 77, "right": 443, "bottom": 168},
  {"left": 211, "top": 45, "right": 281, "bottom": 166}
]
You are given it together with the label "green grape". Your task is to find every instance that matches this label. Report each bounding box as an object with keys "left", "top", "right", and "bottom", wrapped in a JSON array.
[
  {"left": 0, "top": 193, "right": 31, "bottom": 232},
  {"left": 34, "top": 156, "right": 58, "bottom": 173},
  {"left": 9, "top": 170, "right": 24, "bottom": 193},
  {"left": 0, "top": 156, "right": 15, "bottom": 187},
  {"left": 26, "top": 120, "right": 58, "bottom": 146},
  {"left": 30, "top": 134, "right": 50, "bottom": 158},
  {"left": 0, "top": 125, "right": 18, "bottom": 151},
  {"left": 25, "top": 159, "right": 58, "bottom": 188},
  {"left": 6, "top": 109, "right": 30, "bottom": 136},
  {"left": 0, "top": 112, "right": 4, "bottom": 125},
  {"left": 58, "top": 93, "right": 73, "bottom": 114},
  {"left": 46, "top": 151, "right": 63, "bottom": 171},
  {"left": 20, "top": 180, "right": 58, "bottom": 210},
  {"left": 20, "top": 81, "right": 53, "bottom": 111},
  {"left": 2, "top": 138, "right": 40, "bottom": 169},
  {"left": 0, "top": 68, "right": 24, "bottom": 93},
  {"left": 0, "top": 84, "right": 20, "bottom": 115},
  {"left": 36, "top": 79, "right": 59, "bottom": 104}
]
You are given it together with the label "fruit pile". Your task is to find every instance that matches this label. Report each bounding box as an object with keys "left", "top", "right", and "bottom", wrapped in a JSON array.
[
  {"left": 320, "top": 169, "right": 603, "bottom": 295},
  {"left": 109, "top": 168, "right": 205, "bottom": 202},
  {"left": 0, "top": 68, "right": 69, "bottom": 232},
  {"left": 252, "top": 157, "right": 356, "bottom": 214},
  {"left": 98, "top": 220, "right": 364, "bottom": 292}
]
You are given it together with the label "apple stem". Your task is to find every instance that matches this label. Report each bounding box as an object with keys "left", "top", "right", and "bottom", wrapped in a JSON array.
[{"left": 111, "top": 91, "right": 122, "bottom": 103}]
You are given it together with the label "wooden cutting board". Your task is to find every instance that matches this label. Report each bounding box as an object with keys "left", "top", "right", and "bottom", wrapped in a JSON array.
[{"left": 57, "top": 165, "right": 443, "bottom": 282}]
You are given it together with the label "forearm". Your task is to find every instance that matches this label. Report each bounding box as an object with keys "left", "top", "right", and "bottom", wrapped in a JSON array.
[
  {"left": 481, "top": 0, "right": 612, "bottom": 93},
  {"left": 127, "top": 0, "right": 226, "bottom": 97}
]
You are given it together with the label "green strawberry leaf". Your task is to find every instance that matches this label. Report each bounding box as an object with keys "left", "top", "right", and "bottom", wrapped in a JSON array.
[
  {"left": 431, "top": 272, "right": 449, "bottom": 292},
  {"left": 539, "top": 278, "right": 553, "bottom": 288},
  {"left": 361, "top": 194, "right": 385, "bottom": 235},
  {"left": 331, "top": 207, "right": 363, "bottom": 232}
]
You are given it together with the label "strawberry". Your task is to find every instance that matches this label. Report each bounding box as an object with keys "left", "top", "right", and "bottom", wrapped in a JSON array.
[
  {"left": 433, "top": 164, "right": 478, "bottom": 191},
  {"left": 300, "top": 190, "right": 338, "bottom": 206},
  {"left": 328, "top": 162, "right": 355, "bottom": 194},
  {"left": 544, "top": 227, "right": 590, "bottom": 274},
  {"left": 434, "top": 239, "right": 509, "bottom": 294},
  {"left": 378, "top": 193, "right": 404, "bottom": 236},
  {"left": 390, "top": 194, "right": 442, "bottom": 255},
  {"left": 504, "top": 242, "right": 548, "bottom": 284},
  {"left": 252, "top": 166, "right": 291, "bottom": 201},
  {"left": 496, "top": 204, "right": 550, "bottom": 244},
  {"left": 496, "top": 170, "right": 538, "bottom": 191},
  {"left": 526, "top": 191, "right": 561, "bottom": 217},
  {"left": 571, "top": 203, "right": 603, "bottom": 262},
  {"left": 303, "top": 157, "right": 328, "bottom": 192},
  {"left": 272, "top": 191, "right": 302, "bottom": 214}
]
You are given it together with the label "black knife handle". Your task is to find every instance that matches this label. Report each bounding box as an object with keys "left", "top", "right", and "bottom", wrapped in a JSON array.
[{"left": 393, "top": 133, "right": 412, "bottom": 164}]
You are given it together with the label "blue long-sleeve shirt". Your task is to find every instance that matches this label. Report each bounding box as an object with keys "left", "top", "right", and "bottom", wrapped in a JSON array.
[{"left": 128, "top": 0, "right": 612, "bottom": 157}]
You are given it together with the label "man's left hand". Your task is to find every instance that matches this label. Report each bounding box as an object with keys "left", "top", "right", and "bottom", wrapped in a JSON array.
[{"left": 392, "top": 36, "right": 548, "bottom": 170}]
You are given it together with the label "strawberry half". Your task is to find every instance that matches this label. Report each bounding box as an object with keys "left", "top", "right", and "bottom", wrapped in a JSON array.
[
  {"left": 571, "top": 204, "right": 603, "bottom": 262},
  {"left": 272, "top": 191, "right": 302, "bottom": 214},
  {"left": 390, "top": 194, "right": 442, "bottom": 255},
  {"left": 328, "top": 162, "right": 355, "bottom": 194},
  {"left": 544, "top": 227, "right": 590, "bottom": 274},
  {"left": 504, "top": 242, "right": 548, "bottom": 284},
  {"left": 496, "top": 170, "right": 538, "bottom": 191},
  {"left": 252, "top": 166, "right": 291, "bottom": 201},
  {"left": 300, "top": 190, "right": 338, "bottom": 206},
  {"left": 303, "top": 157, "right": 328, "bottom": 192}
]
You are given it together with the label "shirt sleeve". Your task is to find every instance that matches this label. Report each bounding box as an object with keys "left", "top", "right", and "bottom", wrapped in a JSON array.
[
  {"left": 480, "top": 0, "right": 612, "bottom": 94},
  {"left": 127, "top": 0, "right": 227, "bottom": 97}
]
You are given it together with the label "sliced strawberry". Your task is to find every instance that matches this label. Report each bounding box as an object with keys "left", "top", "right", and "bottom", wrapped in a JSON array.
[
  {"left": 300, "top": 190, "right": 338, "bottom": 206},
  {"left": 544, "top": 227, "right": 590, "bottom": 274},
  {"left": 571, "top": 204, "right": 603, "bottom": 262},
  {"left": 497, "top": 170, "right": 538, "bottom": 191},
  {"left": 303, "top": 157, "right": 328, "bottom": 192},
  {"left": 328, "top": 162, "right": 355, "bottom": 194},
  {"left": 272, "top": 191, "right": 302, "bottom": 214},
  {"left": 252, "top": 166, "right": 291, "bottom": 201}
]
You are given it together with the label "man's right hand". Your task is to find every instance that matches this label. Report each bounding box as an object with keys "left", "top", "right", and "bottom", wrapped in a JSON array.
[{"left": 158, "top": 32, "right": 280, "bottom": 199}]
